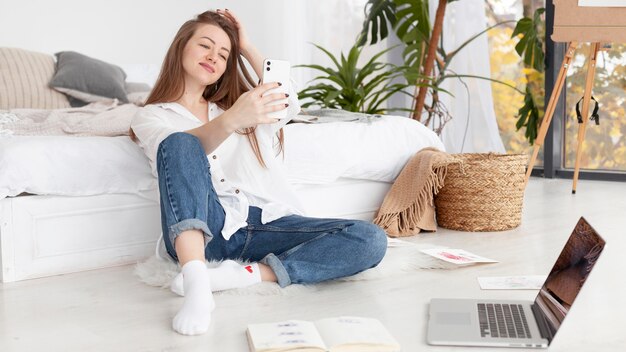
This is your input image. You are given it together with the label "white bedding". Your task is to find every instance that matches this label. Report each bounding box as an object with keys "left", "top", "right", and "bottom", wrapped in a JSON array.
[
  {"left": 282, "top": 115, "right": 445, "bottom": 184},
  {"left": 0, "top": 135, "right": 156, "bottom": 199},
  {"left": 0, "top": 115, "right": 444, "bottom": 200},
  {"left": 293, "top": 178, "right": 392, "bottom": 220}
]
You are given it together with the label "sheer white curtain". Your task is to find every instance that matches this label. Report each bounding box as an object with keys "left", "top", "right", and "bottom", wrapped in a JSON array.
[
  {"left": 282, "top": 0, "right": 504, "bottom": 153},
  {"left": 428, "top": 0, "right": 505, "bottom": 153},
  {"left": 281, "top": 0, "right": 387, "bottom": 93}
]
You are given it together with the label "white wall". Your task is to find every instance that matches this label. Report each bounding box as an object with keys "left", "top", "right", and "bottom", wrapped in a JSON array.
[
  {"left": 0, "top": 0, "right": 384, "bottom": 87},
  {"left": 0, "top": 0, "right": 288, "bottom": 83}
]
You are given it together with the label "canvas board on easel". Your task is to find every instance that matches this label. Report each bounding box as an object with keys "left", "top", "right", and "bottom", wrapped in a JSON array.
[
  {"left": 578, "top": 0, "right": 626, "bottom": 6},
  {"left": 552, "top": 0, "right": 626, "bottom": 42}
]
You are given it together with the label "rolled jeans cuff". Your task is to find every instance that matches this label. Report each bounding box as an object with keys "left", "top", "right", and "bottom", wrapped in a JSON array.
[
  {"left": 168, "top": 219, "right": 213, "bottom": 248},
  {"left": 260, "top": 253, "right": 291, "bottom": 287}
]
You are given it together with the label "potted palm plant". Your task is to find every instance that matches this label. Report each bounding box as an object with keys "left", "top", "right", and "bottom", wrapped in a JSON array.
[{"left": 295, "top": 43, "right": 414, "bottom": 115}]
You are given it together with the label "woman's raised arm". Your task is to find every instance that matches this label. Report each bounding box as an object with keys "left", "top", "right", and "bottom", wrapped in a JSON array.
[{"left": 185, "top": 82, "right": 287, "bottom": 154}]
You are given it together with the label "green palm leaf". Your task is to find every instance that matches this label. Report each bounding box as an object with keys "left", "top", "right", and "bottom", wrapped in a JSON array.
[
  {"left": 358, "top": 0, "right": 396, "bottom": 46},
  {"left": 512, "top": 8, "right": 545, "bottom": 72}
]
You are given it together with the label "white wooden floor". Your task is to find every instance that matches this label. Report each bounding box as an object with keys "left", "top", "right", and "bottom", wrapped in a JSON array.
[{"left": 1, "top": 178, "right": 625, "bottom": 352}]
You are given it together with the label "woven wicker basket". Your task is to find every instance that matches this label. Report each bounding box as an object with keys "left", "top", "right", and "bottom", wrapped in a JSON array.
[{"left": 434, "top": 153, "right": 526, "bottom": 232}]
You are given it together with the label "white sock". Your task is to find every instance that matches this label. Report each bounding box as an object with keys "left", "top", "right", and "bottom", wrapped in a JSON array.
[
  {"left": 209, "top": 260, "right": 263, "bottom": 291},
  {"left": 170, "top": 260, "right": 262, "bottom": 296},
  {"left": 172, "top": 260, "right": 215, "bottom": 335}
]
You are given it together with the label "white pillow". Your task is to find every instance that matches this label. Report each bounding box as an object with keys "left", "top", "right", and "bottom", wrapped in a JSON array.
[
  {"left": 125, "top": 81, "right": 152, "bottom": 106},
  {"left": 119, "top": 63, "right": 161, "bottom": 87},
  {"left": 282, "top": 115, "right": 445, "bottom": 184},
  {"left": 126, "top": 91, "right": 151, "bottom": 105}
]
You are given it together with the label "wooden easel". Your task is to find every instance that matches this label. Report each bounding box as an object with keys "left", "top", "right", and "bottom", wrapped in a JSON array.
[
  {"left": 525, "top": 0, "right": 626, "bottom": 193},
  {"left": 524, "top": 41, "right": 602, "bottom": 194}
]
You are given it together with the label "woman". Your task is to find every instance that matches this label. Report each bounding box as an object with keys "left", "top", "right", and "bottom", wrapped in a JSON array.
[{"left": 131, "top": 9, "right": 387, "bottom": 336}]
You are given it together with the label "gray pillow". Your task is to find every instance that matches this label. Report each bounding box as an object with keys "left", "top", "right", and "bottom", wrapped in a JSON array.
[{"left": 50, "top": 51, "right": 128, "bottom": 106}]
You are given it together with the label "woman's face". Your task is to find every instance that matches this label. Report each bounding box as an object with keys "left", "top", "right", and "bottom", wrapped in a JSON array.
[{"left": 182, "top": 23, "right": 232, "bottom": 86}]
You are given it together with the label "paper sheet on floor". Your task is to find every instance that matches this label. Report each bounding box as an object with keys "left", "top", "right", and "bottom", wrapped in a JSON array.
[
  {"left": 419, "top": 248, "right": 498, "bottom": 265},
  {"left": 386, "top": 237, "right": 419, "bottom": 247},
  {"left": 477, "top": 275, "right": 547, "bottom": 290}
]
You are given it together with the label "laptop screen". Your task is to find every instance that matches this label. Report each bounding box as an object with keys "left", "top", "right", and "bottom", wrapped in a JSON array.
[{"left": 532, "top": 217, "right": 606, "bottom": 342}]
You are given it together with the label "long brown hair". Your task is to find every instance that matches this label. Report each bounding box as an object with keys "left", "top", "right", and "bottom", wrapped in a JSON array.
[{"left": 133, "top": 11, "right": 284, "bottom": 167}]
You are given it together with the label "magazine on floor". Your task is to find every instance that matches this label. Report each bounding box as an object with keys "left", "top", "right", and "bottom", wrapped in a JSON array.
[{"left": 246, "top": 316, "right": 401, "bottom": 352}]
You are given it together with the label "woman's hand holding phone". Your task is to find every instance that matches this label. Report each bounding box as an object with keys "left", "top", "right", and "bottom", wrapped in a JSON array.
[
  {"left": 261, "top": 59, "right": 290, "bottom": 119},
  {"left": 225, "top": 82, "right": 288, "bottom": 130}
]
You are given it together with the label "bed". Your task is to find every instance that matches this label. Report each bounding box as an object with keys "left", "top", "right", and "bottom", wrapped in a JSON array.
[{"left": 0, "top": 48, "right": 444, "bottom": 282}]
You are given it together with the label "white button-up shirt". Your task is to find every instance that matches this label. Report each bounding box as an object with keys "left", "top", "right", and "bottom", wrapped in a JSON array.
[{"left": 131, "top": 82, "right": 305, "bottom": 240}]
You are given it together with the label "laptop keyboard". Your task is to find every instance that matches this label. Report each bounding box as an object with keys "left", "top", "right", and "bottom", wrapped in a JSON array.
[{"left": 477, "top": 303, "right": 532, "bottom": 339}]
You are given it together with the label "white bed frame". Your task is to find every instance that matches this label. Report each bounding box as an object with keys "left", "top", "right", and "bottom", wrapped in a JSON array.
[
  {"left": 0, "top": 191, "right": 160, "bottom": 282},
  {"left": 0, "top": 179, "right": 390, "bottom": 283}
]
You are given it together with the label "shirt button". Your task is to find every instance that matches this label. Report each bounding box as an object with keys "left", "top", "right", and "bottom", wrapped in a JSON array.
[
  {"left": 220, "top": 179, "right": 225, "bottom": 182},
  {"left": 212, "top": 155, "right": 217, "bottom": 160},
  {"left": 235, "top": 189, "right": 240, "bottom": 194}
]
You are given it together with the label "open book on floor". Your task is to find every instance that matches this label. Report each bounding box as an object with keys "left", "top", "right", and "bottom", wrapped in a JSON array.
[{"left": 246, "top": 316, "right": 401, "bottom": 352}]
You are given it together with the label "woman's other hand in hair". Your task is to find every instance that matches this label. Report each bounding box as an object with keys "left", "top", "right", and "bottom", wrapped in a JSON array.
[
  {"left": 216, "top": 9, "right": 250, "bottom": 53},
  {"left": 216, "top": 9, "right": 266, "bottom": 81},
  {"left": 224, "top": 82, "right": 287, "bottom": 130}
]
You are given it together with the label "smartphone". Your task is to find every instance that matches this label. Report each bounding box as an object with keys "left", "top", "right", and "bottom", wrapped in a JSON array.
[{"left": 261, "top": 58, "right": 290, "bottom": 119}]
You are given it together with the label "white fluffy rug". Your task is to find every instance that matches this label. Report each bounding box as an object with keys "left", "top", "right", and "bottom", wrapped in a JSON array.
[{"left": 134, "top": 240, "right": 456, "bottom": 296}]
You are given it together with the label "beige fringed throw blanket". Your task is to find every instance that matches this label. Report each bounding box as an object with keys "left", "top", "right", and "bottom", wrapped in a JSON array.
[{"left": 374, "top": 147, "right": 459, "bottom": 237}]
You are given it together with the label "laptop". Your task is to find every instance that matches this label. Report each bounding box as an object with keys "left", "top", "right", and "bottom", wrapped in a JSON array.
[{"left": 427, "top": 217, "right": 606, "bottom": 348}]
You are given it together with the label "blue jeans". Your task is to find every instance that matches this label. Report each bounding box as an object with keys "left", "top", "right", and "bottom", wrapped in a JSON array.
[{"left": 157, "top": 132, "right": 387, "bottom": 287}]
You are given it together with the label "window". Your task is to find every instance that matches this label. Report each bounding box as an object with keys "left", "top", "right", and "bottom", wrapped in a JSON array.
[
  {"left": 489, "top": 0, "right": 625, "bottom": 180},
  {"left": 487, "top": 0, "right": 545, "bottom": 166},
  {"left": 564, "top": 43, "right": 626, "bottom": 172}
]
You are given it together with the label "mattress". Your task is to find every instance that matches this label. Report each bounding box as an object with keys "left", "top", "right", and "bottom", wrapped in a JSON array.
[
  {"left": 0, "top": 135, "right": 157, "bottom": 199},
  {"left": 293, "top": 178, "right": 391, "bottom": 220},
  {"left": 0, "top": 114, "right": 442, "bottom": 200},
  {"left": 283, "top": 114, "right": 445, "bottom": 184}
]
